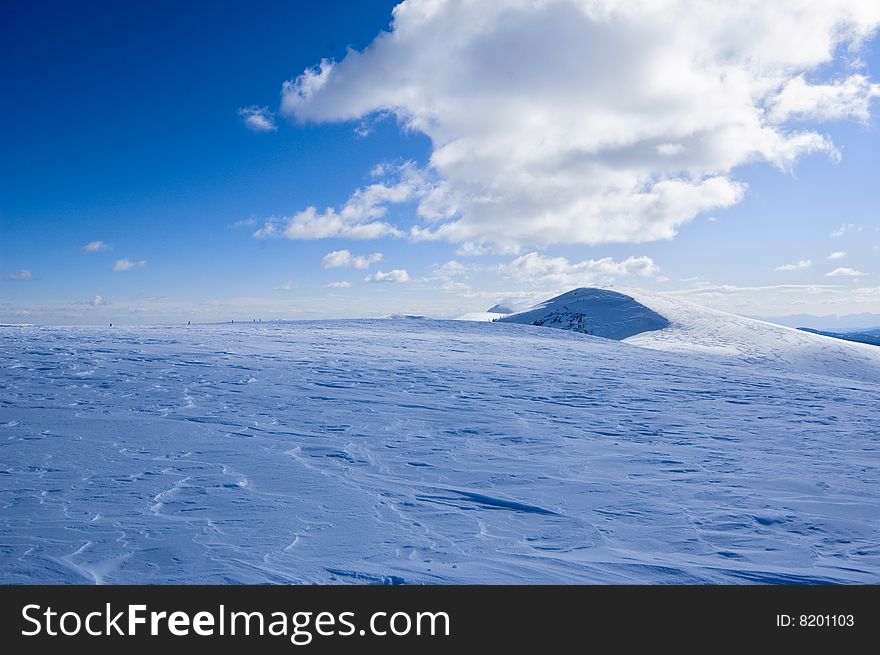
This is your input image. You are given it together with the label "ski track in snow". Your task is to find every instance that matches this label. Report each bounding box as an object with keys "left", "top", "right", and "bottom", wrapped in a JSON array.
[{"left": 1, "top": 316, "right": 879, "bottom": 584}]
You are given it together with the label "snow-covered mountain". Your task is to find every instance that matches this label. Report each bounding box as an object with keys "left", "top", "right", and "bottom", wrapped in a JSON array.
[
  {"left": 496, "top": 287, "right": 880, "bottom": 384},
  {"left": 487, "top": 304, "right": 515, "bottom": 315},
  {"left": 2, "top": 289, "right": 879, "bottom": 584},
  {"left": 497, "top": 288, "right": 669, "bottom": 339}
]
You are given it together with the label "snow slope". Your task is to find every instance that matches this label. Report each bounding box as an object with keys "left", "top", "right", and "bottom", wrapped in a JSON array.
[
  {"left": 497, "top": 288, "right": 670, "bottom": 339},
  {"left": 619, "top": 288, "right": 880, "bottom": 385},
  {"left": 2, "top": 315, "right": 879, "bottom": 584}
]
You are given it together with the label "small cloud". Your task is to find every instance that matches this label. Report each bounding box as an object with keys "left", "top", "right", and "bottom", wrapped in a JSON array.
[
  {"left": 253, "top": 163, "right": 418, "bottom": 241},
  {"left": 238, "top": 106, "right": 277, "bottom": 133},
  {"left": 830, "top": 223, "right": 861, "bottom": 238},
  {"left": 429, "top": 260, "right": 469, "bottom": 280},
  {"left": 90, "top": 295, "right": 106, "bottom": 307},
  {"left": 82, "top": 240, "right": 110, "bottom": 253},
  {"left": 275, "top": 280, "right": 295, "bottom": 291},
  {"left": 827, "top": 251, "right": 846, "bottom": 260},
  {"left": 440, "top": 281, "right": 469, "bottom": 292},
  {"left": 455, "top": 242, "right": 490, "bottom": 257},
  {"left": 3, "top": 269, "right": 33, "bottom": 281},
  {"left": 321, "top": 249, "right": 383, "bottom": 269},
  {"left": 113, "top": 258, "right": 147, "bottom": 272},
  {"left": 324, "top": 281, "right": 352, "bottom": 289},
  {"left": 768, "top": 74, "right": 880, "bottom": 123},
  {"left": 230, "top": 217, "right": 257, "bottom": 229},
  {"left": 825, "top": 267, "right": 866, "bottom": 277},
  {"left": 365, "top": 269, "right": 410, "bottom": 284},
  {"left": 854, "top": 286, "right": 880, "bottom": 299},
  {"left": 775, "top": 259, "right": 811, "bottom": 272}
]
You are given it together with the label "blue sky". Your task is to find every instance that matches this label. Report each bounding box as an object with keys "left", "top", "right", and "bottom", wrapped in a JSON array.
[{"left": 2, "top": 0, "right": 880, "bottom": 324}]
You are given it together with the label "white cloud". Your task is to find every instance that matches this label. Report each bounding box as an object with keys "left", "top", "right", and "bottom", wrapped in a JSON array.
[
  {"left": 768, "top": 74, "right": 880, "bottom": 123},
  {"left": 429, "top": 260, "right": 469, "bottom": 280},
  {"left": 504, "top": 252, "right": 659, "bottom": 287},
  {"left": 239, "top": 106, "right": 277, "bottom": 132},
  {"left": 854, "top": 286, "right": 880, "bottom": 298},
  {"left": 354, "top": 122, "right": 373, "bottom": 137},
  {"left": 663, "top": 282, "right": 855, "bottom": 314},
  {"left": 439, "top": 280, "right": 470, "bottom": 292},
  {"left": 669, "top": 283, "right": 839, "bottom": 296},
  {"left": 369, "top": 163, "right": 389, "bottom": 178},
  {"left": 275, "top": 280, "right": 295, "bottom": 291},
  {"left": 825, "top": 267, "right": 866, "bottom": 277},
  {"left": 455, "top": 242, "right": 491, "bottom": 257},
  {"left": 364, "top": 269, "right": 410, "bottom": 283},
  {"left": 775, "top": 259, "right": 812, "bottom": 271},
  {"left": 82, "top": 240, "right": 110, "bottom": 253},
  {"left": 90, "top": 295, "right": 106, "bottom": 307},
  {"left": 831, "top": 223, "right": 861, "bottom": 237},
  {"left": 324, "top": 281, "right": 352, "bottom": 288},
  {"left": 3, "top": 269, "right": 33, "bottom": 281},
  {"left": 321, "top": 249, "right": 384, "bottom": 269},
  {"left": 280, "top": 0, "right": 880, "bottom": 249},
  {"left": 828, "top": 251, "right": 847, "bottom": 260},
  {"left": 113, "top": 258, "right": 147, "bottom": 272},
  {"left": 254, "top": 163, "right": 421, "bottom": 240},
  {"left": 428, "top": 260, "right": 476, "bottom": 292},
  {"left": 230, "top": 217, "right": 257, "bottom": 229}
]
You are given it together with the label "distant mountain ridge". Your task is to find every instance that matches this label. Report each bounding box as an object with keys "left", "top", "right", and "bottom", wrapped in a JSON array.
[
  {"left": 753, "top": 312, "right": 880, "bottom": 331},
  {"left": 798, "top": 327, "right": 880, "bottom": 347}
]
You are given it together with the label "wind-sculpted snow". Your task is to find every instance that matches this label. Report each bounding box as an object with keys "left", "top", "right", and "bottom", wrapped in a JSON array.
[
  {"left": 1, "top": 318, "right": 879, "bottom": 584},
  {"left": 498, "top": 288, "right": 670, "bottom": 339}
]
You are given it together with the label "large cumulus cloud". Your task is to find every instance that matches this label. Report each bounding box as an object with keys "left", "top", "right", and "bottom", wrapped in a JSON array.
[{"left": 274, "top": 0, "right": 880, "bottom": 250}]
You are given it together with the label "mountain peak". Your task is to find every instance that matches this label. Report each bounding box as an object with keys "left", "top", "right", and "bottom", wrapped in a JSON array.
[
  {"left": 486, "top": 303, "right": 515, "bottom": 315},
  {"left": 497, "top": 287, "right": 670, "bottom": 340}
]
